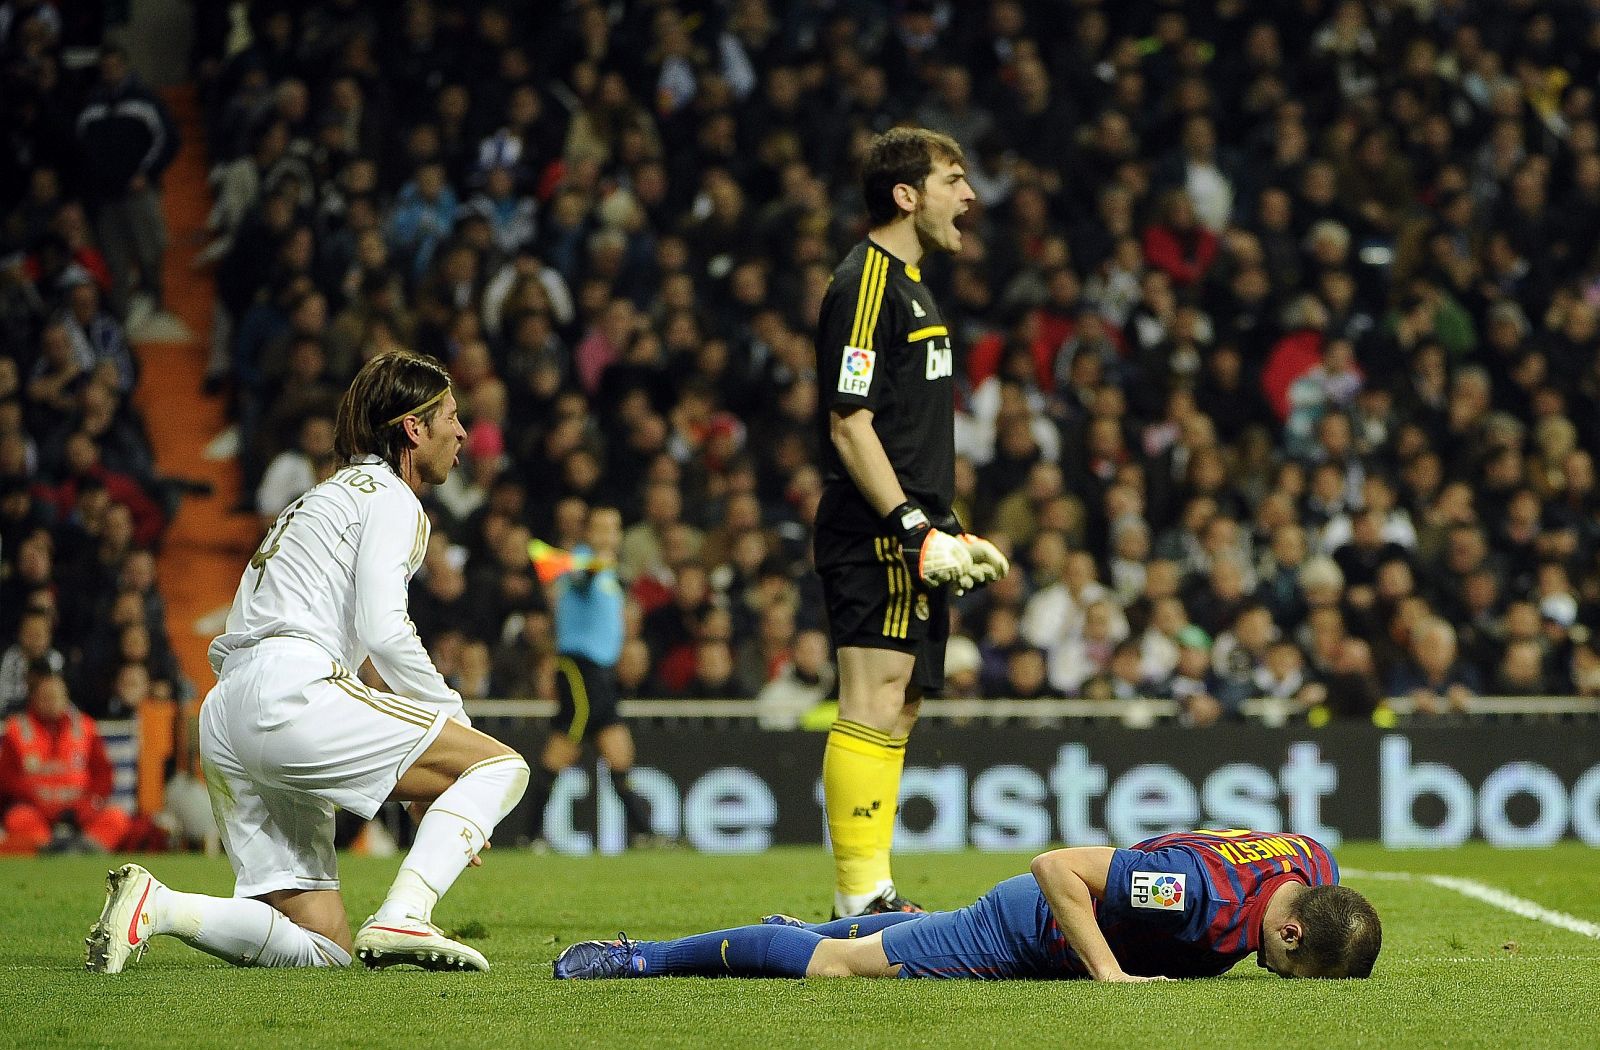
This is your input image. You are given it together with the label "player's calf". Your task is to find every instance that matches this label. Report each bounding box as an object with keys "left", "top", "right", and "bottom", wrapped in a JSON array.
[
  {"left": 87, "top": 863, "right": 352, "bottom": 972},
  {"left": 365, "top": 751, "right": 529, "bottom": 969}
]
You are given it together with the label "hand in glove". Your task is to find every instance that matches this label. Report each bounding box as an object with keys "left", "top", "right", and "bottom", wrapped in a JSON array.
[
  {"left": 886, "top": 502, "right": 974, "bottom": 590},
  {"left": 959, "top": 533, "right": 1010, "bottom": 586}
]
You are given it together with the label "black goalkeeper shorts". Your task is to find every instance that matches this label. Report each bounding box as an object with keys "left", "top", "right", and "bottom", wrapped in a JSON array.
[{"left": 815, "top": 528, "right": 949, "bottom": 694}]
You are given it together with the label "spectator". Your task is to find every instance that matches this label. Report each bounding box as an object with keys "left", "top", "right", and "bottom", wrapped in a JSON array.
[
  {"left": 255, "top": 412, "right": 338, "bottom": 523},
  {"left": 0, "top": 669, "right": 127, "bottom": 853},
  {"left": 1021, "top": 548, "right": 1109, "bottom": 661},
  {"left": 387, "top": 161, "right": 456, "bottom": 280},
  {"left": 1142, "top": 190, "right": 1218, "bottom": 290},
  {"left": 734, "top": 599, "right": 796, "bottom": 695},
  {"left": 941, "top": 635, "right": 982, "bottom": 701},
  {"left": 102, "top": 660, "right": 150, "bottom": 721},
  {"left": 1388, "top": 618, "right": 1481, "bottom": 715},
  {"left": 0, "top": 608, "right": 63, "bottom": 715},
  {"left": 755, "top": 628, "right": 835, "bottom": 729},
  {"left": 620, "top": 479, "right": 700, "bottom": 583},
  {"left": 1496, "top": 638, "right": 1551, "bottom": 697},
  {"left": 1082, "top": 640, "right": 1150, "bottom": 701},
  {"left": 1213, "top": 604, "right": 1278, "bottom": 711},
  {"left": 75, "top": 44, "right": 179, "bottom": 322},
  {"left": 642, "top": 562, "right": 710, "bottom": 692},
  {"left": 1332, "top": 508, "right": 1409, "bottom": 596},
  {"left": 1253, "top": 640, "right": 1316, "bottom": 707},
  {"left": 1001, "top": 645, "right": 1056, "bottom": 701},
  {"left": 34, "top": 431, "right": 164, "bottom": 547},
  {"left": 614, "top": 637, "right": 655, "bottom": 699},
  {"left": 1162, "top": 625, "right": 1224, "bottom": 727},
  {"left": 1308, "top": 638, "right": 1389, "bottom": 726},
  {"left": 58, "top": 278, "right": 134, "bottom": 394},
  {"left": 681, "top": 639, "right": 743, "bottom": 699},
  {"left": 1043, "top": 598, "right": 1126, "bottom": 697}
]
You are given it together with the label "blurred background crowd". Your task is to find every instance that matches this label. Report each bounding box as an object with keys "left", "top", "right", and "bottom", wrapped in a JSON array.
[{"left": 7, "top": 0, "right": 1600, "bottom": 761}]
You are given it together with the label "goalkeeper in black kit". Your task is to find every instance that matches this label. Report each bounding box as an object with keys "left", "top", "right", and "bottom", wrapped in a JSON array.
[{"left": 811, "top": 127, "right": 1009, "bottom": 918}]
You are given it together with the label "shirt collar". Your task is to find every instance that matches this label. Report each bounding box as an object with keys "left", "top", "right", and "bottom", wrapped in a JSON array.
[{"left": 352, "top": 454, "right": 400, "bottom": 478}]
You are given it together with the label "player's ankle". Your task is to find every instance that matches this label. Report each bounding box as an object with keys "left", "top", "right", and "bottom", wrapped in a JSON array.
[
  {"left": 375, "top": 869, "right": 437, "bottom": 924},
  {"left": 149, "top": 884, "right": 194, "bottom": 938},
  {"left": 835, "top": 880, "right": 896, "bottom": 917},
  {"left": 146, "top": 884, "right": 171, "bottom": 937}
]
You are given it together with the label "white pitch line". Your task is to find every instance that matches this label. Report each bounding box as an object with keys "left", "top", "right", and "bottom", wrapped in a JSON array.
[
  {"left": 1435, "top": 956, "right": 1600, "bottom": 963},
  {"left": 1346, "top": 868, "right": 1600, "bottom": 940}
]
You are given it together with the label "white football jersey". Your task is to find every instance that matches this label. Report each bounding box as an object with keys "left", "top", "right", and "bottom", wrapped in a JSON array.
[{"left": 208, "top": 455, "right": 462, "bottom": 717}]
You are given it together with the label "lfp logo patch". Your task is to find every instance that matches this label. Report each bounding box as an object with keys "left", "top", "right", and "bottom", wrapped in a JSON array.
[
  {"left": 1131, "top": 871, "right": 1186, "bottom": 911},
  {"left": 838, "top": 346, "right": 876, "bottom": 396}
]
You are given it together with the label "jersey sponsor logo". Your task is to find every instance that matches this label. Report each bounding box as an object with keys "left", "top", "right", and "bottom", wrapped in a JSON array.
[
  {"left": 1131, "top": 871, "right": 1186, "bottom": 910},
  {"left": 839, "top": 346, "right": 876, "bottom": 395},
  {"left": 911, "top": 299, "right": 927, "bottom": 317},
  {"left": 925, "top": 343, "right": 953, "bottom": 380}
]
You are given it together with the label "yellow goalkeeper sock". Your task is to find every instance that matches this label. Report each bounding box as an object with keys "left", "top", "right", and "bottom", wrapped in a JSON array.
[
  {"left": 823, "top": 721, "right": 903, "bottom": 902},
  {"left": 875, "top": 732, "right": 909, "bottom": 860}
]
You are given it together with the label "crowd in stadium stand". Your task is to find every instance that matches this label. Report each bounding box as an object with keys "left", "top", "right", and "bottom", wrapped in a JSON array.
[
  {"left": 1, "top": 4, "right": 189, "bottom": 738},
  {"left": 8, "top": 0, "right": 1600, "bottom": 749}
]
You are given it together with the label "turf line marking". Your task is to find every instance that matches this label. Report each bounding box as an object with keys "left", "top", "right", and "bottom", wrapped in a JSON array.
[
  {"left": 1346, "top": 868, "right": 1600, "bottom": 940},
  {"left": 1437, "top": 956, "right": 1600, "bottom": 962}
]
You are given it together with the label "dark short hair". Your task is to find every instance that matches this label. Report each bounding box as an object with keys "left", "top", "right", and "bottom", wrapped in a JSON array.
[
  {"left": 334, "top": 351, "right": 452, "bottom": 474},
  {"left": 861, "top": 127, "right": 965, "bottom": 226},
  {"left": 1293, "top": 885, "right": 1382, "bottom": 978}
]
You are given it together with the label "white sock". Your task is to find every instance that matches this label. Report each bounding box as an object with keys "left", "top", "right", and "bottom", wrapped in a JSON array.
[
  {"left": 153, "top": 888, "right": 351, "bottom": 967},
  {"left": 375, "top": 754, "right": 529, "bottom": 924},
  {"left": 834, "top": 880, "right": 897, "bottom": 919}
]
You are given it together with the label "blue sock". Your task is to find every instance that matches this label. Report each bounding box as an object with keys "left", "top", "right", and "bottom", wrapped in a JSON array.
[
  {"left": 803, "top": 913, "right": 926, "bottom": 938},
  {"left": 637, "top": 925, "right": 824, "bottom": 977}
]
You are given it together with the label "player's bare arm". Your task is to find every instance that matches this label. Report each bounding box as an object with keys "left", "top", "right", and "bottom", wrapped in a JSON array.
[
  {"left": 1030, "top": 846, "right": 1169, "bottom": 983},
  {"left": 829, "top": 407, "right": 908, "bottom": 516},
  {"left": 832, "top": 407, "right": 974, "bottom": 591}
]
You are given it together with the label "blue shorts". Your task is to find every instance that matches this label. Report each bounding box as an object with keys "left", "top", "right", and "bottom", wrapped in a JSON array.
[{"left": 880, "top": 875, "right": 1071, "bottom": 980}]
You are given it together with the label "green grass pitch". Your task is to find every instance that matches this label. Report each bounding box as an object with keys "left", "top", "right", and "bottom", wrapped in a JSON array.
[{"left": 3, "top": 843, "right": 1598, "bottom": 1049}]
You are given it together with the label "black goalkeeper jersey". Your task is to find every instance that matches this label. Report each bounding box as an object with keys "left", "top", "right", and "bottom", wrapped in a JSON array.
[{"left": 815, "top": 238, "right": 957, "bottom": 536}]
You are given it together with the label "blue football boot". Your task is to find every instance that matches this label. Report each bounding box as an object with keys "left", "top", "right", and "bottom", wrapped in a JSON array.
[
  {"left": 552, "top": 934, "right": 646, "bottom": 979},
  {"left": 759, "top": 914, "right": 807, "bottom": 928}
]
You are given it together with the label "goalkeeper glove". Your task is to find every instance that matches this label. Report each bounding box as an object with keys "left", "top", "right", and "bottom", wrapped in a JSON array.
[
  {"left": 959, "top": 533, "right": 1010, "bottom": 587},
  {"left": 886, "top": 501, "right": 974, "bottom": 590}
]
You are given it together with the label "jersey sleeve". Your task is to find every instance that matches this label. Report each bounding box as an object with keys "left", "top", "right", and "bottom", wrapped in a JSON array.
[
  {"left": 1100, "top": 846, "right": 1216, "bottom": 945},
  {"left": 353, "top": 487, "right": 464, "bottom": 719},
  {"left": 820, "top": 253, "right": 899, "bottom": 412}
]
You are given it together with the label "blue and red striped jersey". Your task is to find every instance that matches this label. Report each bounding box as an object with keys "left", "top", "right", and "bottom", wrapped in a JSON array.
[{"left": 1040, "top": 829, "right": 1340, "bottom": 978}]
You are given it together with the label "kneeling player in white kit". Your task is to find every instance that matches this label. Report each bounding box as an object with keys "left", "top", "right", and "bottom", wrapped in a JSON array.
[{"left": 86, "top": 351, "right": 529, "bottom": 973}]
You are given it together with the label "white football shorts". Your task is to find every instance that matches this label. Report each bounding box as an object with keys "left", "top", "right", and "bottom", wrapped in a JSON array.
[{"left": 199, "top": 637, "right": 448, "bottom": 897}]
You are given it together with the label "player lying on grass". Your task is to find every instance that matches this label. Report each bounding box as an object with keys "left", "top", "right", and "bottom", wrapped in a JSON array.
[{"left": 553, "top": 829, "right": 1380, "bottom": 981}]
